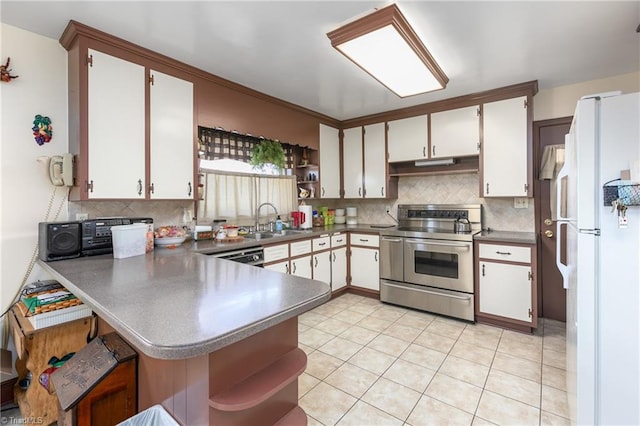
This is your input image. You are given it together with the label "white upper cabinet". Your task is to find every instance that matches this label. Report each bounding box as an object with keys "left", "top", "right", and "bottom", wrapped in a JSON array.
[
  {"left": 149, "top": 70, "right": 194, "bottom": 199},
  {"left": 363, "top": 123, "right": 387, "bottom": 198},
  {"left": 387, "top": 115, "right": 428, "bottom": 162},
  {"left": 342, "top": 127, "right": 363, "bottom": 198},
  {"left": 482, "top": 96, "right": 529, "bottom": 197},
  {"left": 319, "top": 124, "right": 341, "bottom": 198},
  {"left": 430, "top": 105, "right": 480, "bottom": 158},
  {"left": 87, "top": 49, "right": 146, "bottom": 199}
]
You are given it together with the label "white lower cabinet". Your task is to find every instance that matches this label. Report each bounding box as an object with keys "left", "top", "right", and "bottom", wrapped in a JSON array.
[
  {"left": 479, "top": 262, "right": 531, "bottom": 322},
  {"left": 313, "top": 251, "right": 331, "bottom": 285},
  {"left": 350, "top": 245, "right": 379, "bottom": 291},
  {"left": 349, "top": 233, "right": 380, "bottom": 291},
  {"left": 475, "top": 241, "right": 537, "bottom": 331},
  {"left": 291, "top": 256, "right": 312, "bottom": 279},
  {"left": 331, "top": 247, "right": 347, "bottom": 292},
  {"left": 265, "top": 260, "right": 289, "bottom": 274},
  {"left": 264, "top": 240, "right": 312, "bottom": 279}
]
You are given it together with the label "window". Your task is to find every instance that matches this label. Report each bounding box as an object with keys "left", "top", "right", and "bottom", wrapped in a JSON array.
[{"left": 198, "top": 159, "right": 297, "bottom": 224}]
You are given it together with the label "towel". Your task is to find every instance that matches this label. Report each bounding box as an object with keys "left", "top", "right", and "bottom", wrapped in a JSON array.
[
  {"left": 540, "top": 144, "right": 566, "bottom": 220},
  {"left": 540, "top": 144, "right": 565, "bottom": 180}
]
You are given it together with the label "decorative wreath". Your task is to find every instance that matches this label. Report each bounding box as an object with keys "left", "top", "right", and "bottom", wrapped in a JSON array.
[{"left": 33, "top": 115, "right": 53, "bottom": 145}]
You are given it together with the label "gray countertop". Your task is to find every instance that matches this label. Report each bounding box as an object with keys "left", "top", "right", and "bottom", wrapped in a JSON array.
[
  {"left": 39, "top": 246, "right": 331, "bottom": 360},
  {"left": 191, "top": 224, "right": 387, "bottom": 254},
  {"left": 474, "top": 230, "right": 537, "bottom": 245}
]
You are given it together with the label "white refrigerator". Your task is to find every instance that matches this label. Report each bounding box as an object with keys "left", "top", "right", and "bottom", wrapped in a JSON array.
[{"left": 556, "top": 92, "right": 640, "bottom": 425}]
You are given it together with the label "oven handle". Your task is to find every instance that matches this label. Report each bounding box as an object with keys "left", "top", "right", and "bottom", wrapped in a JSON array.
[
  {"left": 405, "top": 239, "right": 470, "bottom": 250},
  {"left": 383, "top": 281, "right": 472, "bottom": 301}
]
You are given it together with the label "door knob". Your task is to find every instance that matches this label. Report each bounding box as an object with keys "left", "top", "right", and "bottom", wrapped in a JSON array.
[{"left": 545, "top": 230, "right": 554, "bottom": 238}]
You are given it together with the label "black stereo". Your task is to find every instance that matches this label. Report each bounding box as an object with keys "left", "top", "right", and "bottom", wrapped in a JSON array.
[
  {"left": 81, "top": 217, "right": 153, "bottom": 256},
  {"left": 38, "top": 222, "right": 82, "bottom": 262}
]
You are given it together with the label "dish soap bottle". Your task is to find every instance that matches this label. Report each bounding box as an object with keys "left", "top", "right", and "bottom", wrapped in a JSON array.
[{"left": 275, "top": 215, "right": 283, "bottom": 232}]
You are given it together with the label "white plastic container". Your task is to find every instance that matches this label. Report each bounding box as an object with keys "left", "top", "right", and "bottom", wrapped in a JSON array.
[{"left": 111, "top": 223, "right": 148, "bottom": 259}]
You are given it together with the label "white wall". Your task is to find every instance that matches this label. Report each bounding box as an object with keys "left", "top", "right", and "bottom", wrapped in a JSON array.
[
  {"left": 0, "top": 24, "right": 69, "bottom": 319},
  {"left": 534, "top": 72, "right": 640, "bottom": 121}
]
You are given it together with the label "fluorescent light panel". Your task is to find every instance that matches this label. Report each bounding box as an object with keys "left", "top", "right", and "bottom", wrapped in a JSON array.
[
  {"left": 328, "top": 4, "right": 448, "bottom": 98},
  {"left": 415, "top": 158, "right": 455, "bottom": 167}
]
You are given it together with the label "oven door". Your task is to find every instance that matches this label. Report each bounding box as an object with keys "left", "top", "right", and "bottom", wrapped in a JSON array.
[{"left": 403, "top": 238, "right": 473, "bottom": 292}]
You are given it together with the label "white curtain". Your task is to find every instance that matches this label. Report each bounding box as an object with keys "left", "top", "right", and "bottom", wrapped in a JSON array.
[{"left": 199, "top": 171, "right": 296, "bottom": 224}]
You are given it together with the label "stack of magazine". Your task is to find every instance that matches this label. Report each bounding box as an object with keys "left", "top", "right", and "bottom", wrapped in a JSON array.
[{"left": 17, "top": 281, "right": 92, "bottom": 329}]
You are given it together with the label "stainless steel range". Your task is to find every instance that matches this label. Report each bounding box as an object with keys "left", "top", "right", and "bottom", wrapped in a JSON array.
[{"left": 380, "top": 204, "right": 482, "bottom": 321}]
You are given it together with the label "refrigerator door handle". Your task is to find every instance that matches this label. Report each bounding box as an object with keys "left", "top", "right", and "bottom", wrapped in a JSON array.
[
  {"left": 555, "top": 221, "right": 569, "bottom": 289},
  {"left": 556, "top": 161, "right": 570, "bottom": 222}
]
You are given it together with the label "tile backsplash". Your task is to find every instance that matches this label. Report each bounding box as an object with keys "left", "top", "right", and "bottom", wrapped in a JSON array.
[
  {"left": 325, "top": 173, "right": 535, "bottom": 232},
  {"left": 69, "top": 200, "right": 195, "bottom": 227},
  {"left": 69, "top": 173, "right": 534, "bottom": 233}
]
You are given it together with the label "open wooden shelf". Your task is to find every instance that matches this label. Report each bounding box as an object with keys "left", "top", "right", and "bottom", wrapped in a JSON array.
[{"left": 209, "top": 348, "right": 306, "bottom": 412}]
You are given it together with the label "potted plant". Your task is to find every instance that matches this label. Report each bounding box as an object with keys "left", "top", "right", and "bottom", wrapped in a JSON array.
[{"left": 250, "top": 139, "right": 286, "bottom": 171}]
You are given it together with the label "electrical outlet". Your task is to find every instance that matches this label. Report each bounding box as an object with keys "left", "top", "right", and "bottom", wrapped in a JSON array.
[
  {"left": 385, "top": 205, "right": 391, "bottom": 214},
  {"left": 513, "top": 198, "right": 529, "bottom": 209},
  {"left": 75, "top": 213, "right": 89, "bottom": 221}
]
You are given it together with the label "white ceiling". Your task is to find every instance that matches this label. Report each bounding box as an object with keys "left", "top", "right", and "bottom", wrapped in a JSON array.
[{"left": 2, "top": 1, "right": 638, "bottom": 121}]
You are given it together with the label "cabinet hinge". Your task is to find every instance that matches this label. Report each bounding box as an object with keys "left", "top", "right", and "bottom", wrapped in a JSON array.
[
  {"left": 149, "top": 74, "right": 155, "bottom": 86},
  {"left": 524, "top": 99, "right": 528, "bottom": 109},
  {"left": 528, "top": 270, "right": 533, "bottom": 281},
  {"left": 477, "top": 142, "right": 481, "bottom": 152},
  {"left": 524, "top": 183, "right": 529, "bottom": 193},
  {"left": 528, "top": 308, "right": 533, "bottom": 318},
  {"left": 87, "top": 54, "right": 93, "bottom": 67},
  {"left": 477, "top": 107, "right": 481, "bottom": 117}
]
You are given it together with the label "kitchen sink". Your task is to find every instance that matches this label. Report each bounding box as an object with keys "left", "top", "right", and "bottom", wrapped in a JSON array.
[
  {"left": 243, "top": 230, "right": 308, "bottom": 240},
  {"left": 244, "top": 232, "right": 278, "bottom": 240}
]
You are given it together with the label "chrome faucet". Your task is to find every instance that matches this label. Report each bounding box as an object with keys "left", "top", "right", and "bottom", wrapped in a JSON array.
[{"left": 255, "top": 202, "right": 278, "bottom": 230}]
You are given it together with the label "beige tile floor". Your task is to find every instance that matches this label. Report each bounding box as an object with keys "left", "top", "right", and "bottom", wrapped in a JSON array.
[{"left": 298, "top": 293, "right": 569, "bottom": 426}]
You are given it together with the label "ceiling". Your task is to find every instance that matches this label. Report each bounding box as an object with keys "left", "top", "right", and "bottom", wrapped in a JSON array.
[{"left": 2, "top": 1, "right": 638, "bottom": 121}]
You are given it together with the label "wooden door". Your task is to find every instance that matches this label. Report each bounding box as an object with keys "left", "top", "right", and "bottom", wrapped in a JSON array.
[{"left": 534, "top": 117, "right": 572, "bottom": 321}]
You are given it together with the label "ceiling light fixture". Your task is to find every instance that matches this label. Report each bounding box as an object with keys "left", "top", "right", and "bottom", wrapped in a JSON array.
[
  {"left": 327, "top": 3, "right": 448, "bottom": 98},
  {"left": 415, "top": 158, "right": 455, "bottom": 167}
]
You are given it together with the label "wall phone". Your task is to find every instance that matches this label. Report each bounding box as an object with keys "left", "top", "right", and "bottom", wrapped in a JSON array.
[{"left": 49, "top": 153, "right": 74, "bottom": 187}]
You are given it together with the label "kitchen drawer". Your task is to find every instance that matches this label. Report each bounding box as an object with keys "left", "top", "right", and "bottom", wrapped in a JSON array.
[
  {"left": 312, "top": 236, "right": 330, "bottom": 252},
  {"left": 350, "top": 233, "right": 379, "bottom": 248},
  {"left": 331, "top": 233, "right": 347, "bottom": 248},
  {"left": 290, "top": 239, "right": 312, "bottom": 257},
  {"left": 264, "top": 243, "right": 289, "bottom": 263},
  {"left": 478, "top": 243, "right": 531, "bottom": 263}
]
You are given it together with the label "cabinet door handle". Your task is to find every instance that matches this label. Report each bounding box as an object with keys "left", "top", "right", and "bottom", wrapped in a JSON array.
[
  {"left": 423, "top": 146, "right": 426, "bottom": 157},
  {"left": 332, "top": 252, "right": 336, "bottom": 262},
  {"left": 137, "top": 179, "right": 143, "bottom": 196},
  {"left": 292, "top": 262, "right": 297, "bottom": 274},
  {"left": 486, "top": 182, "right": 490, "bottom": 194},
  {"left": 149, "top": 183, "right": 155, "bottom": 194},
  {"left": 495, "top": 251, "right": 512, "bottom": 256},
  {"left": 285, "top": 264, "right": 290, "bottom": 274},
  {"left": 381, "top": 186, "right": 384, "bottom": 196},
  {"left": 318, "top": 242, "right": 326, "bottom": 247},
  {"left": 188, "top": 182, "right": 192, "bottom": 197},
  {"left": 432, "top": 146, "right": 436, "bottom": 156},
  {"left": 359, "top": 239, "right": 369, "bottom": 242},
  {"left": 322, "top": 187, "right": 325, "bottom": 197},
  {"left": 482, "top": 264, "right": 485, "bottom": 276},
  {"left": 314, "top": 257, "right": 318, "bottom": 267},
  {"left": 374, "top": 251, "right": 378, "bottom": 262},
  {"left": 359, "top": 187, "right": 362, "bottom": 197}
]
